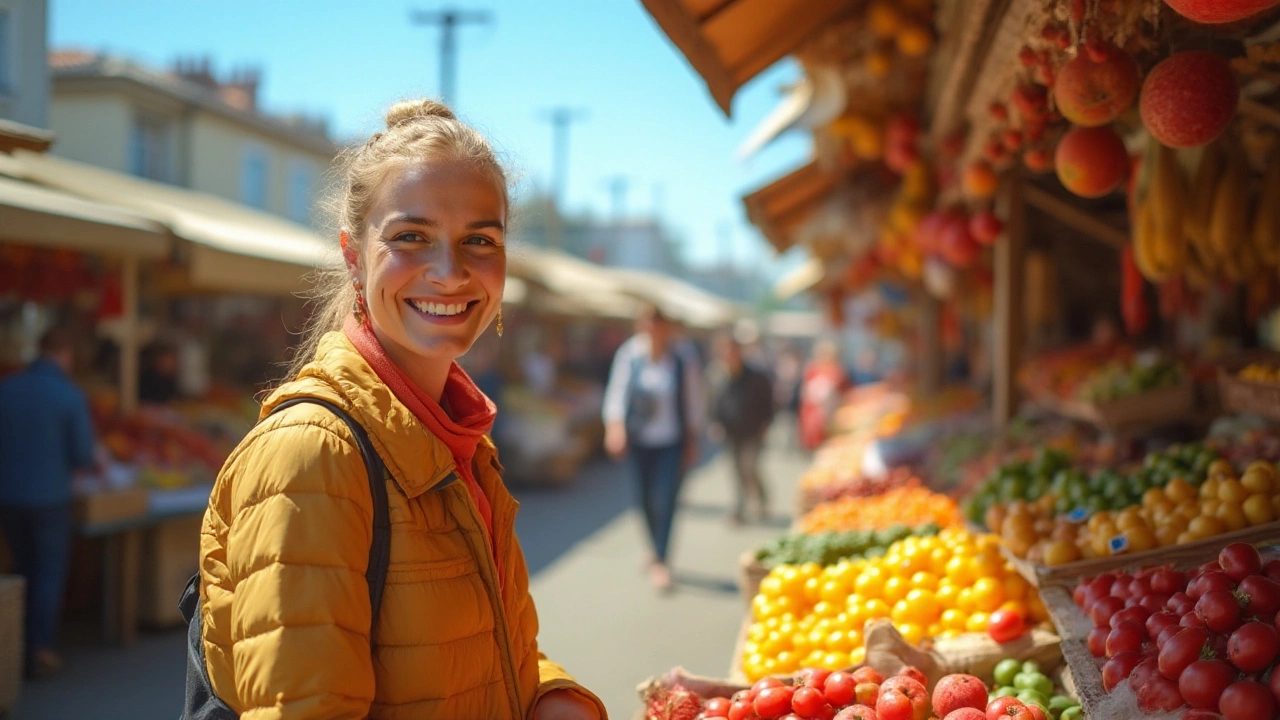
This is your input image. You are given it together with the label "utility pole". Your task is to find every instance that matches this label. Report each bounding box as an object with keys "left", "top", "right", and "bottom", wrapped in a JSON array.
[
  {"left": 605, "top": 175, "right": 629, "bottom": 223},
  {"left": 410, "top": 7, "right": 493, "bottom": 106},
  {"left": 539, "top": 106, "right": 586, "bottom": 251}
]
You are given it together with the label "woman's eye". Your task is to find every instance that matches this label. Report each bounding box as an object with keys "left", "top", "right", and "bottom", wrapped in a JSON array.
[
  {"left": 393, "top": 232, "right": 428, "bottom": 244},
  {"left": 465, "top": 235, "right": 498, "bottom": 246}
]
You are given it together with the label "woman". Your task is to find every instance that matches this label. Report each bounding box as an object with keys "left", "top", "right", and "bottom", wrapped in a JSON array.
[
  {"left": 602, "top": 304, "right": 704, "bottom": 591},
  {"left": 196, "top": 100, "right": 604, "bottom": 719},
  {"left": 798, "top": 339, "right": 847, "bottom": 451}
]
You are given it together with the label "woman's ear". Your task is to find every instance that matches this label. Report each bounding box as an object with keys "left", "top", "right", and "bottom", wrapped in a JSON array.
[{"left": 340, "top": 229, "right": 361, "bottom": 277}]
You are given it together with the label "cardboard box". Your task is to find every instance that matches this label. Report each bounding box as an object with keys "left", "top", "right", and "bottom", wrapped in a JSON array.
[
  {"left": 75, "top": 488, "right": 149, "bottom": 526},
  {"left": 139, "top": 515, "right": 203, "bottom": 628}
]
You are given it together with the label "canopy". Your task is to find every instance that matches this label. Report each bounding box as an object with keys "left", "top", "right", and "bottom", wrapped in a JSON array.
[
  {"left": 0, "top": 170, "right": 169, "bottom": 259},
  {"left": 773, "top": 256, "right": 825, "bottom": 300},
  {"left": 608, "top": 266, "right": 745, "bottom": 330},
  {"left": 640, "top": 0, "right": 859, "bottom": 116},
  {"left": 742, "top": 161, "right": 837, "bottom": 253},
  {"left": 9, "top": 149, "right": 334, "bottom": 295},
  {"left": 737, "top": 65, "right": 847, "bottom": 160},
  {"left": 507, "top": 246, "right": 641, "bottom": 320}
]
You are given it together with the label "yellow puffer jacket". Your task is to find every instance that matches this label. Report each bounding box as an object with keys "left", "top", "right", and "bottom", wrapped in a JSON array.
[{"left": 198, "top": 331, "right": 605, "bottom": 719}]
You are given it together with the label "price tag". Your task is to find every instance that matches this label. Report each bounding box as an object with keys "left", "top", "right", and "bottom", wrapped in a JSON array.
[
  {"left": 1066, "top": 507, "right": 1089, "bottom": 524},
  {"left": 1109, "top": 535, "right": 1130, "bottom": 555}
]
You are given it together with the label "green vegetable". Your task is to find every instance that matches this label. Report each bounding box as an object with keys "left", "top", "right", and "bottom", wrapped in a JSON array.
[
  {"left": 994, "top": 686, "right": 1019, "bottom": 698},
  {"left": 1060, "top": 707, "right": 1082, "bottom": 720},
  {"left": 1017, "top": 690, "right": 1050, "bottom": 711},
  {"left": 993, "top": 658, "right": 1022, "bottom": 687},
  {"left": 1048, "top": 696, "right": 1075, "bottom": 718}
]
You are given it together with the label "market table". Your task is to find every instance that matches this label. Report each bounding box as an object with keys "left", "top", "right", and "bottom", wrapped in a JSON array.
[{"left": 79, "top": 486, "right": 211, "bottom": 646}]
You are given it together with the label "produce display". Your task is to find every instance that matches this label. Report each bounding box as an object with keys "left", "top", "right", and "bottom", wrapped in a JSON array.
[
  {"left": 800, "top": 487, "right": 965, "bottom": 535},
  {"left": 1238, "top": 362, "right": 1280, "bottom": 384},
  {"left": 1074, "top": 355, "right": 1183, "bottom": 404},
  {"left": 742, "top": 529, "right": 1046, "bottom": 680},
  {"left": 801, "top": 462, "right": 919, "bottom": 507},
  {"left": 984, "top": 659, "right": 1079, "bottom": 720},
  {"left": 754, "top": 525, "right": 941, "bottom": 570},
  {"left": 1072, "top": 543, "right": 1280, "bottom": 718}
]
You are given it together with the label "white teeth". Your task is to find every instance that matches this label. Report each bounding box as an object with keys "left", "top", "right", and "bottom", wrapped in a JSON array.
[{"left": 411, "top": 300, "right": 468, "bottom": 316}]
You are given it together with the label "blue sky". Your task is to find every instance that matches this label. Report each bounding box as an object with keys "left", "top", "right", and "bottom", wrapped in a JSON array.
[{"left": 50, "top": 0, "right": 812, "bottom": 275}]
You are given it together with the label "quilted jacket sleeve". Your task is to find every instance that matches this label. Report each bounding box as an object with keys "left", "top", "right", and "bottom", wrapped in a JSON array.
[
  {"left": 532, "top": 655, "right": 608, "bottom": 719},
  {"left": 218, "top": 418, "right": 377, "bottom": 720}
]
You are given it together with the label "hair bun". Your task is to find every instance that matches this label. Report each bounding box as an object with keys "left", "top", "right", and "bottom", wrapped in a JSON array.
[{"left": 385, "top": 99, "right": 456, "bottom": 129}]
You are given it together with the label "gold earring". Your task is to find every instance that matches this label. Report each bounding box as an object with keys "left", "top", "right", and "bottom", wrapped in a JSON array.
[
  {"left": 352, "top": 282, "right": 367, "bottom": 323},
  {"left": 496, "top": 308, "right": 504, "bottom": 338}
]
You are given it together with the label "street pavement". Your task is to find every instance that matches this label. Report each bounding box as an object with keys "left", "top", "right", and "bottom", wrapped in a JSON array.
[{"left": 9, "top": 426, "right": 807, "bottom": 719}]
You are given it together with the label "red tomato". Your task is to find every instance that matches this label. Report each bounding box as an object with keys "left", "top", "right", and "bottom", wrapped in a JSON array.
[
  {"left": 1239, "top": 576, "right": 1280, "bottom": 619},
  {"left": 1110, "top": 577, "right": 1132, "bottom": 599},
  {"left": 705, "top": 697, "right": 733, "bottom": 718},
  {"left": 878, "top": 690, "right": 915, "bottom": 720},
  {"left": 1146, "top": 611, "right": 1179, "bottom": 640},
  {"left": 896, "top": 667, "right": 928, "bottom": 687},
  {"left": 850, "top": 667, "right": 884, "bottom": 686},
  {"left": 1167, "top": 591, "right": 1193, "bottom": 613},
  {"left": 985, "top": 697, "right": 1023, "bottom": 720},
  {"left": 1106, "top": 621, "right": 1146, "bottom": 658},
  {"left": 801, "top": 669, "right": 833, "bottom": 689},
  {"left": 1103, "top": 650, "right": 1141, "bottom": 691},
  {"left": 1180, "top": 611, "right": 1209, "bottom": 630},
  {"left": 1111, "top": 606, "right": 1151, "bottom": 629},
  {"left": 840, "top": 705, "right": 878, "bottom": 720},
  {"left": 1072, "top": 583, "right": 1089, "bottom": 607},
  {"left": 1228, "top": 621, "right": 1280, "bottom": 672},
  {"left": 1263, "top": 559, "right": 1280, "bottom": 584},
  {"left": 1197, "top": 590, "right": 1244, "bottom": 633},
  {"left": 1156, "top": 624, "right": 1182, "bottom": 651},
  {"left": 1129, "top": 576, "right": 1153, "bottom": 597},
  {"left": 729, "top": 699, "right": 755, "bottom": 720},
  {"left": 824, "top": 672, "right": 856, "bottom": 707},
  {"left": 1179, "top": 659, "right": 1236, "bottom": 709},
  {"left": 1021, "top": 704, "right": 1047, "bottom": 720},
  {"left": 1151, "top": 569, "right": 1187, "bottom": 596},
  {"left": 880, "top": 677, "right": 928, "bottom": 720},
  {"left": 1088, "top": 626, "right": 1109, "bottom": 657},
  {"left": 1139, "top": 594, "right": 1170, "bottom": 613},
  {"left": 1137, "top": 674, "right": 1185, "bottom": 712},
  {"left": 1270, "top": 666, "right": 1280, "bottom": 707},
  {"left": 791, "top": 687, "right": 827, "bottom": 718},
  {"left": 1128, "top": 657, "right": 1159, "bottom": 691},
  {"left": 1090, "top": 596, "right": 1125, "bottom": 627},
  {"left": 855, "top": 682, "right": 880, "bottom": 706},
  {"left": 755, "top": 686, "right": 796, "bottom": 719},
  {"left": 1219, "top": 543, "right": 1263, "bottom": 582},
  {"left": 1219, "top": 679, "right": 1276, "bottom": 720},
  {"left": 1159, "top": 627, "right": 1210, "bottom": 680},
  {"left": 988, "top": 609, "right": 1028, "bottom": 644},
  {"left": 753, "top": 678, "right": 785, "bottom": 700},
  {"left": 1190, "top": 571, "right": 1236, "bottom": 601}
]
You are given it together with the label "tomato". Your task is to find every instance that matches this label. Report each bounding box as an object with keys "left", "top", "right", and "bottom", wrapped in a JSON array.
[
  {"left": 1111, "top": 606, "right": 1150, "bottom": 629},
  {"left": 1239, "top": 576, "right": 1280, "bottom": 619},
  {"left": 1270, "top": 665, "right": 1280, "bottom": 707},
  {"left": 1137, "top": 674, "right": 1185, "bottom": 712},
  {"left": 985, "top": 697, "right": 1023, "bottom": 720},
  {"left": 1219, "top": 543, "right": 1263, "bottom": 582},
  {"left": 1088, "top": 626, "right": 1109, "bottom": 657},
  {"left": 705, "top": 697, "right": 733, "bottom": 718},
  {"left": 878, "top": 690, "right": 914, "bottom": 720},
  {"left": 840, "top": 706, "right": 878, "bottom": 720},
  {"left": 1220, "top": 680, "right": 1277, "bottom": 720},
  {"left": 1151, "top": 569, "right": 1187, "bottom": 596},
  {"left": 729, "top": 699, "right": 755, "bottom": 720},
  {"left": 855, "top": 682, "right": 880, "bottom": 706},
  {"left": 824, "top": 672, "right": 856, "bottom": 707},
  {"left": 755, "top": 686, "right": 796, "bottom": 719},
  {"left": 1090, "top": 596, "right": 1125, "bottom": 627},
  {"left": 1159, "top": 627, "right": 1210, "bottom": 680},
  {"left": 1264, "top": 559, "right": 1280, "bottom": 584},
  {"left": 1167, "top": 591, "right": 1193, "bottom": 610},
  {"left": 1106, "top": 621, "right": 1146, "bottom": 658},
  {"left": 1138, "top": 594, "right": 1169, "bottom": 614},
  {"left": 1021, "top": 705, "right": 1047, "bottom": 720},
  {"left": 1129, "top": 576, "right": 1153, "bottom": 597},
  {"left": 880, "top": 677, "right": 928, "bottom": 720},
  {"left": 1228, "top": 621, "right": 1280, "bottom": 672},
  {"left": 1072, "top": 583, "right": 1088, "bottom": 607},
  {"left": 988, "top": 609, "right": 1028, "bottom": 644},
  {"left": 753, "top": 678, "right": 786, "bottom": 700},
  {"left": 1196, "top": 589, "right": 1244, "bottom": 633},
  {"left": 1110, "top": 577, "right": 1132, "bottom": 599},
  {"left": 791, "top": 686, "right": 827, "bottom": 718},
  {"left": 1179, "top": 659, "right": 1236, "bottom": 709},
  {"left": 896, "top": 667, "right": 928, "bottom": 687},
  {"left": 1156, "top": 624, "right": 1182, "bottom": 651},
  {"left": 1102, "top": 650, "right": 1141, "bottom": 691},
  {"left": 850, "top": 667, "right": 883, "bottom": 686},
  {"left": 1146, "top": 611, "right": 1179, "bottom": 640},
  {"left": 1129, "top": 657, "right": 1159, "bottom": 691},
  {"left": 1190, "top": 571, "right": 1236, "bottom": 601}
]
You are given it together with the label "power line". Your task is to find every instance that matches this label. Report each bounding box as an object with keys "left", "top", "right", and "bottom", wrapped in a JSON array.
[{"left": 409, "top": 7, "right": 493, "bottom": 106}]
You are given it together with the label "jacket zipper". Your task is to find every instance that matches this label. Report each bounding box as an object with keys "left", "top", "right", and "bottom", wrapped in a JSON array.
[{"left": 450, "top": 483, "right": 523, "bottom": 718}]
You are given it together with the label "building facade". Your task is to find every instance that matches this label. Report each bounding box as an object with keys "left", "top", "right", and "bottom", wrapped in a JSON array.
[
  {"left": 0, "top": 0, "right": 49, "bottom": 127},
  {"left": 48, "top": 53, "right": 335, "bottom": 226}
]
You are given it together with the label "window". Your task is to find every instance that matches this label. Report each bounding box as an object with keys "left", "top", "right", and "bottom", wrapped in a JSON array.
[
  {"left": 0, "top": 8, "right": 10, "bottom": 95},
  {"left": 286, "top": 160, "right": 317, "bottom": 224},
  {"left": 129, "top": 113, "right": 172, "bottom": 182},
  {"left": 240, "top": 145, "right": 269, "bottom": 209}
]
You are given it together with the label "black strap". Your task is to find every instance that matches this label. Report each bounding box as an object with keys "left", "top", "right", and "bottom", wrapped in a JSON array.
[{"left": 271, "top": 398, "right": 391, "bottom": 641}]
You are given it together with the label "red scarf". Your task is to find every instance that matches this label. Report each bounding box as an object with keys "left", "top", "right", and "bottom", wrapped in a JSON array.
[{"left": 344, "top": 317, "right": 501, "bottom": 578}]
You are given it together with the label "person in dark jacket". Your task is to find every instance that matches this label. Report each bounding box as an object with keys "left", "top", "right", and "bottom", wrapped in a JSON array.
[
  {"left": 0, "top": 329, "right": 97, "bottom": 679},
  {"left": 711, "top": 332, "right": 776, "bottom": 524}
]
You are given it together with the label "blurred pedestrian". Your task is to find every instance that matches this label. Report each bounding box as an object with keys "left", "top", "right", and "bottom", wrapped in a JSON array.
[
  {"left": 191, "top": 99, "right": 602, "bottom": 720},
  {"left": 603, "top": 303, "right": 705, "bottom": 592},
  {"left": 799, "top": 339, "right": 848, "bottom": 450},
  {"left": 0, "top": 328, "right": 96, "bottom": 679},
  {"left": 710, "top": 332, "right": 775, "bottom": 524}
]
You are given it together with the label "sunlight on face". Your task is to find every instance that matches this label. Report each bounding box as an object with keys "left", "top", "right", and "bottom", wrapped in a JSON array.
[{"left": 357, "top": 160, "right": 506, "bottom": 380}]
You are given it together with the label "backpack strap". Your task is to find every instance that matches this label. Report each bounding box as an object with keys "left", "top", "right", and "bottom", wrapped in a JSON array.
[{"left": 270, "top": 398, "right": 391, "bottom": 641}]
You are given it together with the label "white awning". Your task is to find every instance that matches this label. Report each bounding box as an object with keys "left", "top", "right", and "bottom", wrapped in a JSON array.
[
  {"left": 774, "top": 256, "right": 824, "bottom": 300},
  {"left": 738, "top": 65, "right": 847, "bottom": 160},
  {"left": 607, "top": 267, "right": 745, "bottom": 330}
]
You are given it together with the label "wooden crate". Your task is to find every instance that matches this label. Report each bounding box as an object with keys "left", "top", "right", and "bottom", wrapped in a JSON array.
[
  {"left": 1040, "top": 382, "right": 1195, "bottom": 434},
  {"left": 139, "top": 515, "right": 203, "bottom": 628},
  {"left": 75, "top": 488, "right": 149, "bottom": 526},
  {"left": 1002, "top": 519, "right": 1280, "bottom": 588},
  {"left": 736, "top": 550, "right": 768, "bottom": 605},
  {"left": 1218, "top": 366, "right": 1280, "bottom": 421},
  {"left": 0, "top": 575, "right": 23, "bottom": 713}
]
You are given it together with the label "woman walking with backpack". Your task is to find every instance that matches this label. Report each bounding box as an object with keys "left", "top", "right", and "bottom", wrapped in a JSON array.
[{"left": 189, "top": 99, "right": 603, "bottom": 719}]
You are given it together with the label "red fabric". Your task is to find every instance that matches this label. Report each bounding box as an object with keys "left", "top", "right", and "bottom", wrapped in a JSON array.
[{"left": 343, "top": 316, "right": 501, "bottom": 579}]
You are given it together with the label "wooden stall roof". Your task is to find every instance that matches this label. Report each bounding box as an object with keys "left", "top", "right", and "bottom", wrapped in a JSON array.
[
  {"left": 742, "top": 161, "right": 837, "bottom": 253},
  {"left": 640, "top": 0, "right": 861, "bottom": 116}
]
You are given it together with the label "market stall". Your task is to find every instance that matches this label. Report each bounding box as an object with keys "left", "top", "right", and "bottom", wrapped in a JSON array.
[{"left": 634, "top": 0, "right": 1280, "bottom": 718}]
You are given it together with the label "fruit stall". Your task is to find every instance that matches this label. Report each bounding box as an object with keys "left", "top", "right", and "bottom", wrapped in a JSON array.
[{"left": 635, "top": 0, "right": 1280, "bottom": 717}]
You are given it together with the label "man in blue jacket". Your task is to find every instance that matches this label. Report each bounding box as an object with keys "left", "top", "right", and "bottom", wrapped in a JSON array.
[{"left": 0, "top": 329, "right": 97, "bottom": 678}]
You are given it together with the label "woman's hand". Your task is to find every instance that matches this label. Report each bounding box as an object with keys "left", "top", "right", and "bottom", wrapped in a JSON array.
[
  {"left": 604, "top": 422, "right": 627, "bottom": 461},
  {"left": 531, "top": 688, "right": 602, "bottom": 719}
]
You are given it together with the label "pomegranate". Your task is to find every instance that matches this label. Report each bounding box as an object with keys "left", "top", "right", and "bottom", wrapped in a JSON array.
[{"left": 1163, "top": 0, "right": 1280, "bottom": 24}]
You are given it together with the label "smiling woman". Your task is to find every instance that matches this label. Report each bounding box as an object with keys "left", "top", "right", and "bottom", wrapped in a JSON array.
[{"left": 187, "top": 99, "right": 606, "bottom": 720}]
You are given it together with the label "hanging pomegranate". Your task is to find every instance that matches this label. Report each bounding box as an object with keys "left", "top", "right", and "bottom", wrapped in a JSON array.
[
  {"left": 1163, "top": 0, "right": 1280, "bottom": 24},
  {"left": 1140, "top": 51, "right": 1239, "bottom": 148}
]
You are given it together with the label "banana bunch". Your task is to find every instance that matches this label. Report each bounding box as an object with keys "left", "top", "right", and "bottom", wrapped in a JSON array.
[
  {"left": 1184, "top": 141, "right": 1225, "bottom": 285},
  {"left": 1252, "top": 157, "right": 1280, "bottom": 269},
  {"left": 1209, "top": 143, "right": 1257, "bottom": 283},
  {"left": 1132, "top": 141, "right": 1189, "bottom": 282}
]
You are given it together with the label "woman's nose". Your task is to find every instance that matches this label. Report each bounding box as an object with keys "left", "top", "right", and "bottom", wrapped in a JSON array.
[{"left": 425, "top": 245, "right": 468, "bottom": 289}]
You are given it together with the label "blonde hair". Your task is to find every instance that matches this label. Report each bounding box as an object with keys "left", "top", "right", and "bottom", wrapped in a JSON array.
[{"left": 282, "top": 99, "right": 509, "bottom": 383}]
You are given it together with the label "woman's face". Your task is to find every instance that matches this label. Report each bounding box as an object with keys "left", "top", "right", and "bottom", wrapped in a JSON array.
[{"left": 349, "top": 159, "right": 506, "bottom": 379}]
